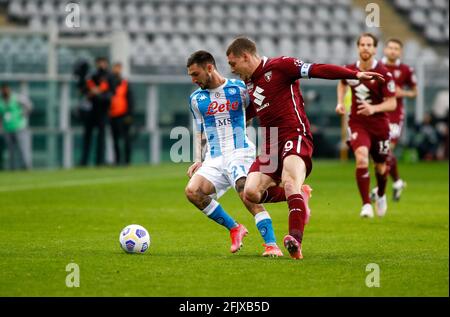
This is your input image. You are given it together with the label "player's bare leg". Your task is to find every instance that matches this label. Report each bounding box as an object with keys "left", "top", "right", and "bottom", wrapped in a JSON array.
[
  {"left": 243, "top": 172, "right": 277, "bottom": 205},
  {"left": 354, "top": 146, "right": 374, "bottom": 218},
  {"left": 185, "top": 174, "right": 247, "bottom": 253},
  {"left": 280, "top": 155, "right": 312, "bottom": 259},
  {"left": 185, "top": 174, "right": 216, "bottom": 210},
  {"left": 236, "top": 177, "right": 283, "bottom": 257}
]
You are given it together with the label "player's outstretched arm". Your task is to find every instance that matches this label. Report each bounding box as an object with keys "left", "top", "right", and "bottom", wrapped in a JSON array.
[{"left": 308, "top": 64, "right": 384, "bottom": 83}]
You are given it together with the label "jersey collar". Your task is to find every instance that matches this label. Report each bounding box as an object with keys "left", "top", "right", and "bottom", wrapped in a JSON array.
[
  {"left": 381, "top": 56, "right": 401, "bottom": 66},
  {"left": 251, "top": 56, "right": 269, "bottom": 81},
  {"left": 208, "top": 78, "right": 228, "bottom": 92},
  {"left": 356, "top": 59, "right": 378, "bottom": 70}
]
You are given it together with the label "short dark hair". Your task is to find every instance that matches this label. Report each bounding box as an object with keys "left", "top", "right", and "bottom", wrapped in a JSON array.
[
  {"left": 386, "top": 38, "right": 403, "bottom": 48},
  {"left": 357, "top": 33, "right": 379, "bottom": 47},
  {"left": 186, "top": 50, "right": 216, "bottom": 68},
  {"left": 226, "top": 37, "right": 257, "bottom": 57}
]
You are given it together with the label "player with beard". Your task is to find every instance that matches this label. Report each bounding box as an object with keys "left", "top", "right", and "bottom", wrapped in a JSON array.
[
  {"left": 336, "top": 33, "right": 397, "bottom": 218},
  {"left": 185, "top": 51, "right": 283, "bottom": 257}
]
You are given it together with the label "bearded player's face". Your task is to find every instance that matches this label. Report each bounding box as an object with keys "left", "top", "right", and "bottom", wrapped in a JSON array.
[
  {"left": 227, "top": 53, "right": 251, "bottom": 81},
  {"left": 384, "top": 42, "right": 402, "bottom": 61},
  {"left": 188, "top": 63, "right": 213, "bottom": 90},
  {"left": 358, "top": 36, "right": 377, "bottom": 62}
]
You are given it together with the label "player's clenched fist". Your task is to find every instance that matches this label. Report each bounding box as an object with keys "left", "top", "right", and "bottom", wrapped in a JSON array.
[
  {"left": 335, "top": 103, "right": 346, "bottom": 115},
  {"left": 187, "top": 162, "right": 202, "bottom": 178}
]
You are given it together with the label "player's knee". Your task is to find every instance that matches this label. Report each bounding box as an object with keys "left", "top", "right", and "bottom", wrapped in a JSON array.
[
  {"left": 375, "top": 163, "right": 387, "bottom": 174},
  {"left": 185, "top": 184, "right": 204, "bottom": 204},
  {"left": 355, "top": 150, "right": 369, "bottom": 168},
  {"left": 244, "top": 187, "right": 261, "bottom": 204}
]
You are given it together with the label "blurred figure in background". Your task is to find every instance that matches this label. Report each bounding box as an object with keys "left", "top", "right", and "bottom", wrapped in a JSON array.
[
  {"left": 80, "top": 57, "right": 113, "bottom": 167},
  {"left": 0, "top": 83, "right": 33, "bottom": 170},
  {"left": 379, "top": 38, "right": 417, "bottom": 201},
  {"left": 431, "top": 89, "right": 449, "bottom": 160},
  {"left": 109, "top": 62, "right": 134, "bottom": 166},
  {"left": 413, "top": 113, "right": 439, "bottom": 160}
]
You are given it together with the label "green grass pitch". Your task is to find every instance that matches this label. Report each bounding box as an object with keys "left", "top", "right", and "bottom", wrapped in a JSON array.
[{"left": 0, "top": 161, "right": 448, "bottom": 296}]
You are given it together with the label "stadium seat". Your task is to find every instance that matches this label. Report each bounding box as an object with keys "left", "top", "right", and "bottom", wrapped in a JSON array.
[
  {"left": 394, "top": 0, "right": 413, "bottom": 11},
  {"left": 108, "top": 1, "right": 122, "bottom": 17},
  {"left": 410, "top": 10, "right": 428, "bottom": 27}
]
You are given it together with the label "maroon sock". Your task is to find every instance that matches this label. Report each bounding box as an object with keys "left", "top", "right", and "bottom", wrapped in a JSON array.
[
  {"left": 356, "top": 168, "right": 371, "bottom": 205},
  {"left": 376, "top": 170, "right": 388, "bottom": 197},
  {"left": 260, "top": 186, "right": 286, "bottom": 203},
  {"left": 389, "top": 154, "right": 400, "bottom": 182},
  {"left": 287, "top": 194, "right": 307, "bottom": 244}
]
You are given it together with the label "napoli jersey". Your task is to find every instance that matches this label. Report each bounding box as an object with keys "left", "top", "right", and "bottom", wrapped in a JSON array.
[{"left": 189, "top": 78, "right": 254, "bottom": 159}]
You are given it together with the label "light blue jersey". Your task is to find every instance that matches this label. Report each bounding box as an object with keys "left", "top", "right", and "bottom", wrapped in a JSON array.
[{"left": 189, "top": 78, "right": 253, "bottom": 159}]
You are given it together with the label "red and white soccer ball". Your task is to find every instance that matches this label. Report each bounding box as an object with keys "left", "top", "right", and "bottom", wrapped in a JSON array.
[{"left": 119, "top": 224, "right": 151, "bottom": 254}]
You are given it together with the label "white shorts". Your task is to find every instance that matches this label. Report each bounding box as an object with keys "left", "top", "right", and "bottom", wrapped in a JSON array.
[{"left": 195, "top": 147, "right": 255, "bottom": 200}]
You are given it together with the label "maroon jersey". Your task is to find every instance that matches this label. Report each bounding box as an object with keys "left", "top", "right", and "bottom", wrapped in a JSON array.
[
  {"left": 342, "top": 60, "right": 396, "bottom": 128},
  {"left": 381, "top": 57, "right": 417, "bottom": 124},
  {"left": 245, "top": 56, "right": 312, "bottom": 138},
  {"left": 245, "top": 56, "right": 359, "bottom": 179}
]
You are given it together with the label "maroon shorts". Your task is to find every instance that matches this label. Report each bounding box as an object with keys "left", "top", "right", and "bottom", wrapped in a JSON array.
[
  {"left": 248, "top": 129, "right": 313, "bottom": 184},
  {"left": 348, "top": 122, "right": 390, "bottom": 163},
  {"left": 389, "top": 120, "right": 404, "bottom": 145}
]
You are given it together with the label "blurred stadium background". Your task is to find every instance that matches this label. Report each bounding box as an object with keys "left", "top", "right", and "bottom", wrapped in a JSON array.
[{"left": 0, "top": 0, "right": 448, "bottom": 169}]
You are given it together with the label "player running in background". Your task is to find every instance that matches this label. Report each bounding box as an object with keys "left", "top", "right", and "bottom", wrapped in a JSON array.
[
  {"left": 370, "top": 38, "right": 417, "bottom": 201},
  {"left": 226, "top": 37, "right": 384, "bottom": 259},
  {"left": 185, "top": 51, "right": 283, "bottom": 257},
  {"left": 336, "top": 33, "right": 397, "bottom": 218}
]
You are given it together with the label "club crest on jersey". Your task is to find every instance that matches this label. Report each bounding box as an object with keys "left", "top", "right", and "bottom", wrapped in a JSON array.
[
  {"left": 215, "top": 92, "right": 220, "bottom": 98},
  {"left": 227, "top": 88, "right": 236, "bottom": 96},
  {"left": 247, "top": 83, "right": 254, "bottom": 92},
  {"left": 394, "top": 70, "right": 401, "bottom": 78},
  {"left": 264, "top": 71, "right": 272, "bottom": 82}
]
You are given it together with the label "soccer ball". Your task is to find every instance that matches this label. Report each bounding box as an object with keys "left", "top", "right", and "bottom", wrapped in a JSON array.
[{"left": 119, "top": 224, "right": 151, "bottom": 254}]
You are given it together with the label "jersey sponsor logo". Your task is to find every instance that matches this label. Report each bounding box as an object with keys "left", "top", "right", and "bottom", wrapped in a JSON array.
[
  {"left": 253, "top": 86, "right": 266, "bottom": 106},
  {"left": 264, "top": 71, "right": 272, "bottom": 82},
  {"left": 216, "top": 117, "right": 232, "bottom": 127},
  {"left": 256, "top": 102, "right": 270, "bottom": 112},
  {"left": 205, "top": 100, "right": 239, "bottom": 116},
  {"left": 354, "top": 84, "right": 372, "bottom": 104}
]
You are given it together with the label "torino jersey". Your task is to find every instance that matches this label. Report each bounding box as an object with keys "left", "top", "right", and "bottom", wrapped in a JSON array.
[
  {"left": 381, "top": 57, "right": 417, "bottom": 124},
  {"left": 189, "top": 78, "right": 252, "bottom": 159},
  {"left": 245, "top": 56, "right": 313, "bottom": 138},
  {"left": 343, "top": 60, "right": 396, "bottom": 127}
]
